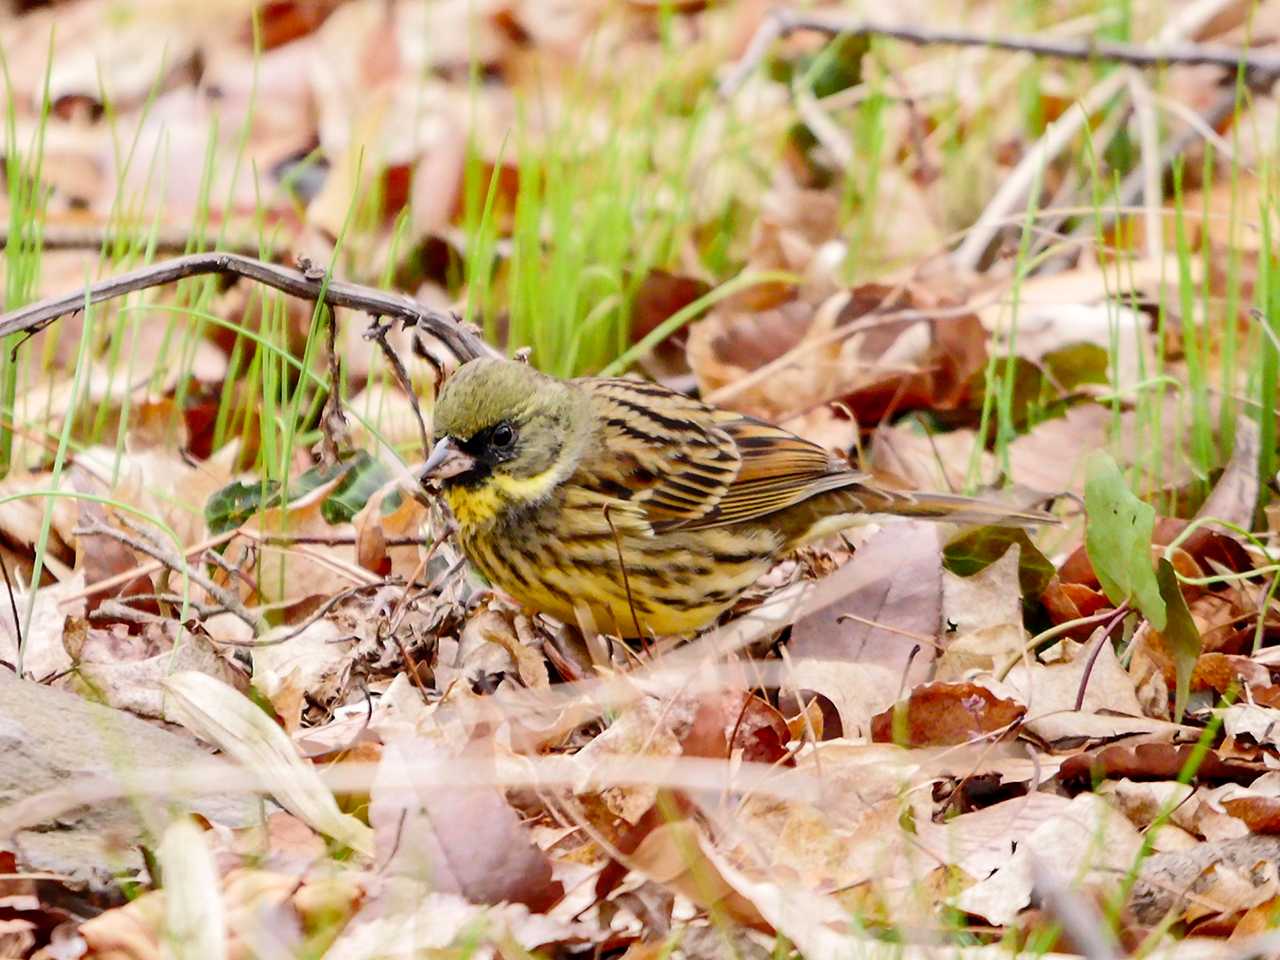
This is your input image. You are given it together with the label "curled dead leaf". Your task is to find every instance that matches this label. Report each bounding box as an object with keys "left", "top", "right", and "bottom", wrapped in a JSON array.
[{"left": 1059, "top": 742, "right": 1266, "bottom": 788}]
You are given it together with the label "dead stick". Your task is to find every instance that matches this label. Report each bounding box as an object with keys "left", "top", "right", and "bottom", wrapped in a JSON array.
[
  {"left": 74, "top": 518, "right": 267, "bottom": 635},
  {"left": 722, "top": 9, "right": 1280, "bottom": 97},
  {"left": 0, "top": 251, "right": 497, "bottom": 366},
  {"left": 0, "top": 224, "right": 272, "bottom": 257}
]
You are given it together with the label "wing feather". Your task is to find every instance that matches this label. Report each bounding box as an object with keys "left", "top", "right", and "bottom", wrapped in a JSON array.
[{"left": 580, "top": 377, "right": 865, "bottom": 533}]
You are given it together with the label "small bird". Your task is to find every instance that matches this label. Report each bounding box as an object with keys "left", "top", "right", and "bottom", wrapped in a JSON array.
[{"left": 420, "top": 358, "right": 1050, "bottom": 638}]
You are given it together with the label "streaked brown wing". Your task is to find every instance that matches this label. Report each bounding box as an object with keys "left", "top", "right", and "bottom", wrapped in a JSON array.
[
  {"left": 672, "top": 418, "right": 863, "bottom": 530},
  {"left": 582, "top": 378, "right": 741, "bottom": 527},
  {"left": 581, "top": 377, "right": 861, "bottom": 532}
]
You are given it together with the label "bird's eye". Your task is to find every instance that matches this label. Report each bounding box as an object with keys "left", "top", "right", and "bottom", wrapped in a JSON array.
[{"left": 491, "top": 422, "right": 516, "bottom": 449}]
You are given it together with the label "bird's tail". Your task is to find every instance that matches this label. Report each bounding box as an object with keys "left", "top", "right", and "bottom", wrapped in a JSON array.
[{"left": 832, "top": 483, "right": 1057, "bottom": 530}]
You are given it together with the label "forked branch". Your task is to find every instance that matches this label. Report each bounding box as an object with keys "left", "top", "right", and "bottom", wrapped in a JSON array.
[{"left": 0, "top": 251, "right": 496, "bottom": 366}]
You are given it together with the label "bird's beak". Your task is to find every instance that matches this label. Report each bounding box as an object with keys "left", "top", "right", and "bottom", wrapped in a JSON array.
[{"left": 419, "top": 436, "right": 476, "bottom": 483}]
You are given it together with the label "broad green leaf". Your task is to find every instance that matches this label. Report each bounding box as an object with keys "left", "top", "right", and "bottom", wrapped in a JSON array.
[
  {"left": 1156, "top": 558, "right": 1201, "bottom": 723},
  {"left": 1084, "top": 451, "right": 1166, "bottom": 631},
  {"left": 204, "top": 452, "right": 392, "bottom": 535}
]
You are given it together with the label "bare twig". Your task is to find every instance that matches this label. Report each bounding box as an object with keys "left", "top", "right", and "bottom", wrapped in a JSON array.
[
  {"left": 0, "top": 224, "right": 272, "bottom": 257},
  {"left": 74, "top": 519, "right": 267, "bottom": 635},
  {"left": 0, "top": 251, "right": 497, "bottom": 367},
  {"left": 365, "top": 316, "right": 433, "bottom": 460},
  {"left": 721, "top": 8, "right": 1280, "bottom": 98}
]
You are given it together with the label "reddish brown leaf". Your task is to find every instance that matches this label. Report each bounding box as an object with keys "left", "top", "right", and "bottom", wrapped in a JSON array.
[
  {"left": 1153, "top": 516, "right": 1253, "bottom": 575},
  {"left": 631, "top": 271, "right": 711, "bottom": 347},
  {"left": 681, "top": 691, "right": 791, "bottom": 765},
  {"left": 1192, "top": 652, "right": 1271, "bottom": 694},
  {"left": 1040, "top": 576, "right": 1111, "bottom": 632},
  {"left": 870, "top": 681, "right": 1025, "bottom": 746},
  {"left": 1058, "top": 742, "right": 1266, "bottom": 787},
  {"left": 1223, "top": 797, "right": 1280, "bottom": 834},
  {"left": 838, "top": 308, "right": 988, "bottom": 424}
]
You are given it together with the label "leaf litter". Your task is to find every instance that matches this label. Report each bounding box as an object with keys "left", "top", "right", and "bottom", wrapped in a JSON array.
[{"left": 0, "top": 0, "right": 1279, "bottom": 958}]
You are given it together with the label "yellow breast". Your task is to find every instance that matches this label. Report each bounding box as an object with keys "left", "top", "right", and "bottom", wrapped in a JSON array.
[{"left": 458, "top": 517, "right": 779, "bottom": 638}]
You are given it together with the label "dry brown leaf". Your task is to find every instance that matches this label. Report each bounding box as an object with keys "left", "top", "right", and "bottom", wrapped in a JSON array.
[
  {"left": 372, "top": 736, "right": 562, "bottom": 911},
  {"left": 0, "top": 575, "right": 84, "bottom": 682},
  {"left": 780, "top": 659, "right": 900, "bottom": 742},
  {"left": 870, "top": 425, "right": 997, "bottom": 492},
  {"left": 1002, "top": 638, "right": 1163, "bottom": 743},
  {"left": 1222, "top": 796, "right": 1280, "bottom": 835},
  {"left": 324, "top": 884, "right": 584, "bottom": 958},
  {"left": 935, "top": 542, "right": 1025, "bottom": 680},
  {"left": 571, "top": 697, "right": 685, "bottom": 825},
  {"left": 950, "top": 793, "right": 1143, "bottom": 925},
  {"left": 789, "top": 521, "right": 940, "bottom": 686},
  {"left": 1194, "top": 415, "right": 1261, "bottom": 531},
  {"left": 73, "top": 628, "right": 246, "bottom": 721},
  {"left": 1059, "top": 742, "right": 1266, "bottom": 788},
  {"left": 680, "top": 690, "right": 790, "bottom": 765},
  {"left": 622, "top": 810, "right": 770, "bottom": 931},
  {"left": 870, "top": 681, "right": 1025, "bottom": 747},
  {"left": 252, "top": 619, "right": 353, "bottom": 732}
]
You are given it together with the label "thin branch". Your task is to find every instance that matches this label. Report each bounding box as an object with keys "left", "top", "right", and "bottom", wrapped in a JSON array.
[
  {"left": 0, "top": 224, "right": 272, "bottom": 258},
  {"left": 0, "top": 251, "right": 497, "bottom": 366},
  {"left": 721, "top": 8, "right": 1280, "bottom": 98},
  {"left": 74, "top": 518, "right": 267, "bottom": 635},
  {"left": 366, "top": 316, "right": 433, "bottom": 459}
]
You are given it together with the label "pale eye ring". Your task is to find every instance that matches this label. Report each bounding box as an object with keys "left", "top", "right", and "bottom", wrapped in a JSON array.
[{"left": 491, "top": 421, "right": 516, "bottom": 449}]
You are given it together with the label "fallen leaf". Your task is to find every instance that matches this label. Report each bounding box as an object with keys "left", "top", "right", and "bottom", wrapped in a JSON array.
[
  {"left": 163, "top": 671, "right": 373, "bottom": 856},
  {"left": 780, "top": 659, "right": 900, "bottom": 741},
  {"left": 1223, "top": 796, "right": 1280, "bottom": 834},
  {"left": 371, "top": 737, "right": 562, "bottom": 911},
  {"left": 950, "top": 793, "right": 1143, "bottom": 925},
  {"left": 681, "top": 690, "right": 791, "bottom": 765},
  {"left": 1059, "top": 742, "right": 1266, "bottom": 787},
  {"left": 935, "top": 541, "right": 1026, "bottom": 679},
  {"left": 943, "top": 526, "right": 1055, "bottom": 601},
  {"left": 1220, "top": 703, "right": 1280, "bottom": 749},
  {"left": 1194, "top": 415, "right": 1261, "bottom": 531},
  {"left": 870, "top": 682, "right": 1025, "bottom": 747},
  {"left": 1003, "top": 638, "right": 1159, "bottom": 742},
  {"left": 789, "top": 521, "right": 940, "bottom": 686},
  {"left": 253, "top": 619, "right": 353, "bottom": 732}
]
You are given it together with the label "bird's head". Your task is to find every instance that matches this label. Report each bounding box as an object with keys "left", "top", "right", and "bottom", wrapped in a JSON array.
[{"left": 420, "top": 358, "right": 591, "bottom": 525}]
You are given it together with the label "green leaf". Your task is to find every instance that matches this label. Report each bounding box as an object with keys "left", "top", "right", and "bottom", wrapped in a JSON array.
[
  {"left": 205, "top": 479, "right": 281, "bottom": 536},
  {"left": 1084, "top": 451, "right": 1166, "bottom": 631},
  {"left": 943, "top": 526, "right": 1055, "bottom": 599},
  {"left": 320, "top": 452, "right": 392, "bottom": 524},
  {"left": 204, "top": 453, "right": 391, "bottom": 536},
  {"left": 1156, "top": 558, "right": 1201, "bottom": 723}
]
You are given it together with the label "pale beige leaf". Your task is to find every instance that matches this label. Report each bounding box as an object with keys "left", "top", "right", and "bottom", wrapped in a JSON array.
[
  {"left": 162, "top": 671, "right": 373, "bottom": 856},
  {"left": 159, "top": 817, "right": 225, "bottom": 960}
]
